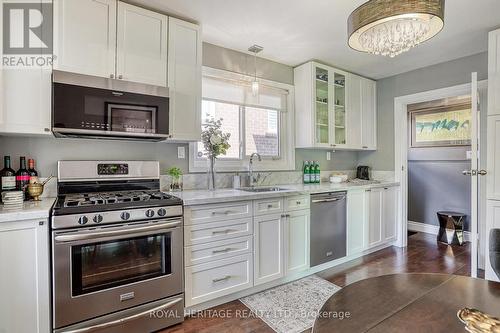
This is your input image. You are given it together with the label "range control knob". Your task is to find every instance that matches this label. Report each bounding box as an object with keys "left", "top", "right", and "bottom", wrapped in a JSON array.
[
  {"left": 145, "top": 209, "right": 155, "bottom": 218},
  {"left": 157, "top": 208, "right": 167, "bottom": 217},
  {"left": 93, "top": 214, "right": 104, "bottom": 223},
  {"left": 78, "top": 216, "right": 88, "bottom": 225},
  {"left": 120, "top": 212, "right": 130, "bottom": 220}
]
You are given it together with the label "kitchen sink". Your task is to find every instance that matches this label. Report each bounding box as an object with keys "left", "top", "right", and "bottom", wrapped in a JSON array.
[{"left": 238, "top": 187, "right": 290, "bottom": 193}]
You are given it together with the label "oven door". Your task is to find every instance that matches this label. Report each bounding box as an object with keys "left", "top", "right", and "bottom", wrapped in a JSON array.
[{"left": 52, "top": 218, "right": 183, "bottom": 329}]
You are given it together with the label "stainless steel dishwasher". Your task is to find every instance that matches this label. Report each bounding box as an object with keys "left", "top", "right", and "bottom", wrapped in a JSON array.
[{"left": 310, "top": 191, "right": 347, "bottom": 267}]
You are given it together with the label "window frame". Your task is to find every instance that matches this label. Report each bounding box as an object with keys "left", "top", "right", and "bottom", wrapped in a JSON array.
[{"left": 189, "top": 67, "right": 295, "bottom": 173}]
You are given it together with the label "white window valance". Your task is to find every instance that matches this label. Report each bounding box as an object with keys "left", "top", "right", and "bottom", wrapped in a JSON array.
[{"left": 202, "top": 73, "right": 288, "bottom": 112}]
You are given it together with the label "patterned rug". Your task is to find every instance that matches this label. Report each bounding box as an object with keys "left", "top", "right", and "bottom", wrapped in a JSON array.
[{"left": 240, "top": 275, "right": 341, "bottom": 333}]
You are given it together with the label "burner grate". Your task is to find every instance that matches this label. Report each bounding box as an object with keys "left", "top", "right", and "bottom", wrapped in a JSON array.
[{"left": 62, "top": 190, "right": 172, "bottom": 208}]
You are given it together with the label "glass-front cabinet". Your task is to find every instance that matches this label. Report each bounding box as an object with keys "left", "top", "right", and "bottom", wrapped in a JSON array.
[
  {"left": 295, "top": 61, "right": 376, "bottom": 150},
  {"left": 313, "top": 64, "right": 348, "bottom": 148}
]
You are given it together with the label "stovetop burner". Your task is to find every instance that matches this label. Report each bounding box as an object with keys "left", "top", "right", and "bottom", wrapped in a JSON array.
[{"left": 63, "top": 190, "right": 173, "bottom": 208}]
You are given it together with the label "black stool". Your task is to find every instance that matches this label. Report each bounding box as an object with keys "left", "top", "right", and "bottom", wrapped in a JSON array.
[
  {"left": 436, "top": 211, "right": 466, "bottom": 245},
  {"left": 490, "top": 229, "right": 500, "bottom": 279}
]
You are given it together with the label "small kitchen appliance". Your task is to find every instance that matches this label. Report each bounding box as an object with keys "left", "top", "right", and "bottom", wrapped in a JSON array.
[{"left": 356, "top": 166, "right": 370, "bottom": 180}]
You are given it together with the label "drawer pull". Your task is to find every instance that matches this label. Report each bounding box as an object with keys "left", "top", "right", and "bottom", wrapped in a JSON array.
[
  {"left": 267, "top": 204, "right": 274, "bottom": 209},
  {"left": 212, "top": 210, "right": 235, "bottom": 215},
  {"left": 212, "top": 247, "right": 235, "bottom": 254},
  {"left": 212, "top": 229, "right": 238, "bottom": 235},
  {"left": 212, "top": 275, "right": 231, "bottom": 283},
  {"left": 296, "top": 201, "right": 301, "bottom": 205}
]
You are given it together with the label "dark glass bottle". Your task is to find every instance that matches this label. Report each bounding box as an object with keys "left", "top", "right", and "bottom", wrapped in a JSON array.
[
  {"left": 16, "top": 157, "right": 30, "bottom": 200},
  {"left": 1, "top": 156, "right": 17, "bottom": 199},
  {"left": 27, "top": 159, "right": 38, "bottom": 182}
]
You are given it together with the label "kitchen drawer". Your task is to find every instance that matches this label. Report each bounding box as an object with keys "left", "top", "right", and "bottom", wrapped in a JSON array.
[
  {"left": 185, "top": 236, "right": 253, "bottom": 267},
  {"left": 185, "top": 254, "right": 253, "bottom": 306},
  {"left": 184, "top": 218, "right": 253, "bottom": 246},
  {"left": 184, "top": 201, "right": 252, "bottom": 225},
  {"left": 284, "top": 195, "right": 310, "bottom": 211},
  {"left": 253, "top": 198, "right": 283, "bottom": 216}
]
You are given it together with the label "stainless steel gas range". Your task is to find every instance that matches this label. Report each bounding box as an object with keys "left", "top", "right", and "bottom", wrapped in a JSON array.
[{"left": 51, "top": 161, "right": 184, "bottom": 333}]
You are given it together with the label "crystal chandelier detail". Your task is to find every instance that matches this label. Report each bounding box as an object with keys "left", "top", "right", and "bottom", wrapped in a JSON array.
[{"left": 348, "top": 0, "right": 445, "bottom": 58}]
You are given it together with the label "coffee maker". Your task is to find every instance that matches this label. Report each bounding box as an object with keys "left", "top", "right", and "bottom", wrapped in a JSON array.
[{"left": 356, "top": 166, "right": 370, "bottom": 180}]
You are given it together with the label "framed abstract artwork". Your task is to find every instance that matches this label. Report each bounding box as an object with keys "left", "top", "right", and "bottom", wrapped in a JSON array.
[{"left": 410, "top": 104, "right": 472, "bottom": 147}]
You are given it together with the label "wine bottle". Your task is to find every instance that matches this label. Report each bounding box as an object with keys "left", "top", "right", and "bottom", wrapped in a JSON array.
[
  {"left": 16, "top": 157, "right": 30, "bottom": 200},
  {"left": 1, "top": 156, "right": 16, "bottom": 200},
  {"left": 27, "top": 159, "right": 39, "bottom": 183}
]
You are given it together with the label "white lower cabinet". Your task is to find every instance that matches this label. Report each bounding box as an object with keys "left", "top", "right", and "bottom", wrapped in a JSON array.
[
  {"left": 254, "top": 213, "right": 285, "bottom": 285},
  {"left": 367, "top": 188, "right": 384, "bottom": 248},
  {"left": 383, "top": 186, "right": 399, "bottom": 243},
  {"left": 0, "top": 219, "right": 50, "bottom": 333},
  {"left": 285, "top": 210, "right": 310, "bottom": 275},
  {"left": 347, "top": 189, "right": 367, "bottom": 255},
  {"left": 367, "top": 186, "right": 399, "bottom": 249},
  {"left": 185, "top": 254, "right": 253, "bottom": 307}
]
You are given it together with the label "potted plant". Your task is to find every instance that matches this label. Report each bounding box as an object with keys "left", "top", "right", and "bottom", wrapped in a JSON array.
[
  {"left": 200, "top": 118, "right": 231, "bottom": 190},
  {"left": 166, "top": 167, "right": 183, "bottom": 191}
]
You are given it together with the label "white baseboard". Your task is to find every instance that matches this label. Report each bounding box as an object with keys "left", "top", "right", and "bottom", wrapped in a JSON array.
[{"left": 408, "top": 221, "right": 471, "bottom": 242}]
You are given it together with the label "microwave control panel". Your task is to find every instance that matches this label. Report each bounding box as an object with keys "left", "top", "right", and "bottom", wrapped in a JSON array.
[{"left": 97, "top": 164, "right": 129, "bottom": 175}]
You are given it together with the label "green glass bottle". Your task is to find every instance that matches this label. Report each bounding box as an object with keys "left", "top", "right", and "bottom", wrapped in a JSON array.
[
  {"left": 303, "top": 161, "right": 310, "bottom": 184},
  {"left": 314, "top": 161, "right": 321, "bottom": 183}
]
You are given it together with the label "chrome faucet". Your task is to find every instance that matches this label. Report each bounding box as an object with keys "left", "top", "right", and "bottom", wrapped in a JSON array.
[{"left": 249, "top": 153, "right": 262, "bottom": 187}]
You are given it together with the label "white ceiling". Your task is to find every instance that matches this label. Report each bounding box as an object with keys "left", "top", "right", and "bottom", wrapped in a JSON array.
[{"left": 133, "top": 0, "right": 500, "bottom": 79}]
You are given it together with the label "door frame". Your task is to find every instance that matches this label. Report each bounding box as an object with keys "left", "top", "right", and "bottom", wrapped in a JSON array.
[{"left": 394, "top": 80, "right": 488, "bottom": 249}]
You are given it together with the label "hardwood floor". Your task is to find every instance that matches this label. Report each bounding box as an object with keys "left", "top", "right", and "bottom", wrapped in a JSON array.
[{"left": 160, "top": 233, "right": 471, "bottom": 333}]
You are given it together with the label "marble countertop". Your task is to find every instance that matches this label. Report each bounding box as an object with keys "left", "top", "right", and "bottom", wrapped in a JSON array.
[
  {"left": 0, "top": 198, "right": 56, "bottom": 223},
  {"left": 174, "top": 181, "right": 400, "bottom": 206}
]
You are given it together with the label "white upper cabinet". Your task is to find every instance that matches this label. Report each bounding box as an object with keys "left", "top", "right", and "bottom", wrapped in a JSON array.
[
  {"left": 116, "top": 2, "right": 168, "bottom": 86},
  {"left": 361, "top": 78, "right": 377, "bottom": 149},
  {"left": 294, "top": 61, "right": 377, "bottom": 150},
  {"left": 53, "top": 0, "right": 117, "bottom": 78},
  {"left": 489, "top": 29, "right": 500, "bottom": 116},
  {"left": 168, "top": 18, "right": 202, "bottom": 141}
]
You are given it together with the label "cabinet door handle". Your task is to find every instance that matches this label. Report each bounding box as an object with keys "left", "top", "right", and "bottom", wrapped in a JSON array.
[
  {"left": 39, "top": 221, "right": 44, "bottom": 226},
  {"left": 110, "top": 74, "right": 114, "bottom": 79},
  {"left": 118, "top": 75, "right": 123, "bottom": 80},
  {"left": 267, "top": 204, "right": 274, "bottom": 209},
  {"left": 44, "top": 128, "right": 50, "bottom": 132},
  {"left": 212, "top": 247, "right": 235, "bottom": 254},
  {"left": 296, "top": 201, "right": 301, "bottom": 205},
  {"left": 212, "top": 229, "right": 237, "bottom": 235},
  {"left": 212, "top": 210, "right": 235, "bottom": 215},
  {"left": 363, "top": 146, "right": 368, "bottom": 149},
  {"left": 212, "top": 276, "right": 231, "bottom": 283}
]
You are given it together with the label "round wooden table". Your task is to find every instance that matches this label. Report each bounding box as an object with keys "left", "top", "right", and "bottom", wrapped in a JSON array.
[{"left": 313, "top": 274, "right": 500, "bottom": 333}]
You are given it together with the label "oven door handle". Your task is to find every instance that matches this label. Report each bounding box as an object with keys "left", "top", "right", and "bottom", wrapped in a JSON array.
[
  {"left": 54, "top": 220, "right": 181, "bottom": 243},
  {"left": 62, "top": 297, "right": 183, "bottom": 333}
]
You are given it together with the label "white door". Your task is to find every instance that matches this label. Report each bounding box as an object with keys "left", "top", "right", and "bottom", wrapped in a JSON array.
[
  {"left": 0, "top": 220, "right": 50, "bottom": 333},
  {"left": 285, "top": 210, "right": 310, "bottom": 275},
  {"left": 53, "top": 0, "right": 117, "bottom": 78},
  {"left": 466, "top": 72, "right": 486, "bottom": 278},
  {"left": 254, "top": 214, "right": 284, "bottom": 285},
  {"left": 347, "top": 190, "right": 367, "bottom": 255},
  {"left": 116, "top": 2, "right": 168, "bottom": 86},
  {"left": 368, "top": 188, "right": 383, "bottom": 248},
  {"left": 167, "top": 18, "right": 202, "bottom": 141},
  {"left": 361, "top": 78, "right": 377, "bottom": 150},
  {"left": 383, "top": 187, "right": 398, "bottom": 243}
]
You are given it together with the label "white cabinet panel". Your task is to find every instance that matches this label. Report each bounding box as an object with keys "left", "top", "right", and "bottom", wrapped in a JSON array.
[
  {"left": 254, "top": 198, "right": 283, "bottom": 216},
  {"left": 285, "top": 210, "right": 310, "bottom": 275},
  {"left": 254, "top": 213, "right": 284, "bottom": 285},
  {"left": 284, "top": 195, "right": 310, "bottom": 211},
  {"left": 185, "top": 236, "right": 252, "bottom": 267},
  {"left": 184, "top": 218, "right": 253, "bottom": 246},
  {"left": 489, "top": 29, "right": 500, "bottom": 116},
  {"left": 367, "top": 188, "right": 383, "bottom": 248},
  {"left": 53, "top": 0, "right": 116, "bottom": 78},
  {"left": 168, "top": 18, "right": 202, "bottom": 141},
  {"left": 185, "top": 254, "right": 253, "bottom": 307},
  {"left": 116, "top": 2, "right": 168, "bottom": 86},
  {"left": 383, "top": 187, "right": 398, "bottom": 243},
  {"left": 347, "top": 190, "right": 367, "bottom": 255},
  {"left": 184, "top": 201, "right": 252, "bottom": 225},
  {"left": 486, "top": 200, "right": 500, "bottom": 282},
  {"left": 361, "top": 78, "right": 377, "bottom": 150},
  {"left": 347, "top": 74, "right": 362, "bottom": 148},
  {"left": 487, "top": 116, "right": 500, "bottom": 200},
  {"left": 0, "top": 219, "right": 50, "bottom": 333}
]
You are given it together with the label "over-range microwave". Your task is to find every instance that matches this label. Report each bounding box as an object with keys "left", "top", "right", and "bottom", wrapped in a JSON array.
[{"left": 52, "top": 71, "right": 170, "bottom": 141}]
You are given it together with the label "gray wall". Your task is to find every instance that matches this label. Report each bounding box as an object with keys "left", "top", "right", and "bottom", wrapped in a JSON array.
[
  {"left": 408, "top": 146, "right": 471, "bottom": 230},
  {"left": 0, "top": 43, "right": 358, "bottom": 177},
  {"left": 358, "top": 52, "right": 488, "bottom": 171}
]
